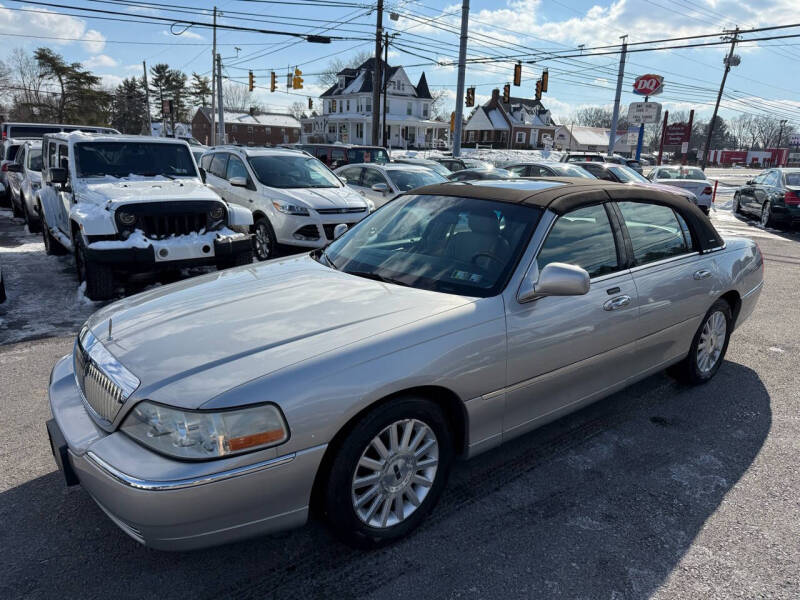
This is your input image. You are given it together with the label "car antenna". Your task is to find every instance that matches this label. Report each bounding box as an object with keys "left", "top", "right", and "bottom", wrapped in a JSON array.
[{"left": 108, "top": 318, "right": 112, "bottom": 341}]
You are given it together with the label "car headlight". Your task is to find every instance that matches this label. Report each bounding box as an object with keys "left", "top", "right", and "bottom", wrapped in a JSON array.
[
  {"left": 117, "top": 211, "right": 137, "bottom": 226},
  {"left": 120, "top": 401, "right": 289, "bottom": 460},
  {"left": 31, "top": 181, "right": 41, "bottom": 190},
  {"left": 208, "top": 205, "right": 225, "bottom": 221},
  {"left": 272, "top": 200, "right": 309, "bottom": 216}
]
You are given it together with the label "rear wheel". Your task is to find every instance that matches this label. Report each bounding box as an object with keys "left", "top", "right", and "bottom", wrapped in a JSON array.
[
  {"left": 671, "top": 299, "right": 732, "bottom": 385},
  {"left": 323, "top": 397, "right": 454, "bottom": 548},
  {"left": 75, "top": 236, "right": 114, "bottom": 301},
  {"left": 760, "top": 201, "right": 776, "bottom": 229}
]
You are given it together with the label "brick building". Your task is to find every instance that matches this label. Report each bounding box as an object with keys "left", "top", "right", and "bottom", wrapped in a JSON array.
[
  {"left": 192, "top": 107, "right": 301, "bottom": 146},
  {"left": 463, "top": 89, "right": 557, "bottom": 149}
]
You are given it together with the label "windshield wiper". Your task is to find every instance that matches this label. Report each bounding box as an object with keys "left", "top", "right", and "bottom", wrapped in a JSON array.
[
  {"left": 346, "top": 271, "right": 409, "bottom": 287},
  {"left": 319, "top": 249, "right": 338, "bottom": 270}
]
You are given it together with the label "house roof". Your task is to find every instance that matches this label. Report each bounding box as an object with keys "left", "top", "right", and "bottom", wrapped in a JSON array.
[
  {"left": 321, "top": 57, "right": 432, "bottom": 99},
  {"left": 562, "top": 125, "right": 624, "bottom": 146}
]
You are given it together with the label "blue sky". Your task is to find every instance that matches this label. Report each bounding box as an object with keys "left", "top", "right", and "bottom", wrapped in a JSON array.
[{"left": 1, "top": 0, "right": 798, "bottom": 125}]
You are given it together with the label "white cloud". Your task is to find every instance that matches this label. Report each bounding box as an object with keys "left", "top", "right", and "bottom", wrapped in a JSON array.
[
  {"left": 0, "top": 4, "right": 106, "bottom": 52},
  {"left": 82, "top": 29, "right": 106, "bottom": 53},
  {"left": 99, "top": 73, "right": 124, "bottom": 89},
  {"left": 84, "top": 54, "right": 118, "bottom": 69}
]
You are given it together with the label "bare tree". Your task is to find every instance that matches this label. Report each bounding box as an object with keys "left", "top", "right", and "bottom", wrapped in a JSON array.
[
  {"left": 753, "top": 115, "right": 783, "bottom": 149},
  {"left": 573, "top": 106, "right": 613, "bottom": 128},
  {"left": 287, "top": 101, "right": 306, "bottom": 120},
  {"left": 728, "top": 114, "right": 752, "bottom": 150},
  {"left": 8, "top": 48, "right": 52, "bottom": 121},
  {"left": 222, "top": 82, "right": 257, "bottom": 112},
  {"left": 317, "top": 50, "right": 373, "bottom": 88},
  {"left": 429, "top": 89, "right": 449, "bottom": 120}
]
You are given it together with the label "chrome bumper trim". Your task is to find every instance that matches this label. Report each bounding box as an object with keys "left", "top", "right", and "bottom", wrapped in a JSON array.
[
  {"left": 742, "top": 279, "right": 764, "bottom": 299},
  {"left": 85, "top": 450, "right": 301, "bottom": 491}
]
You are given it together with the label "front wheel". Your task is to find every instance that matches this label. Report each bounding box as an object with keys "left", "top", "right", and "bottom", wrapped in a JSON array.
[
  {"left": 671, "top": 299, "right": 732, "bottom": 385},
  {"left": 11, "top": 194, "right": 22, "bottom": 218},
  {"left": 323, "top": 397, "right": 454, "bottom": 548},
  {"left": 41, "top": 210, "right": 67, "bottom": 256},
  {"left": 23, "top": 198, "right": 41, "bottom": 233},
  {"left": 75, "top": 236, "right": 114, "bottom": 301},
  {"left": 252, "top": 217, "right": 276, "bottom": 261},
  {"left": 733, "top": 194, "right": 741, "bottom": 215}
]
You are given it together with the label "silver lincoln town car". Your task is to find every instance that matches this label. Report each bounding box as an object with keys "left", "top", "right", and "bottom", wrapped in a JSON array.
[{"left": 47, "top": 178, "right": 764, "bottom": 550}]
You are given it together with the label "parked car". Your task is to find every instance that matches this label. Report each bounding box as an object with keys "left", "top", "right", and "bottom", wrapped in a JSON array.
[
  {"left": 7, "top": 140, "right": 44, "bottom": 232},
  {"left": 46, "top": 178, "right": 763, "bottom": 550},
  {"left": 448, "top": 167, "right": 513, "bottom": 182},
  {"left": 335, "top": 162, "right": 447, "bottom": 209},
  {"left": 1, "top": 122, "right": 119, "bottom": 140},
  {"left": 38, "top": 133, "right": 253, "bottom": 300},
  {"left": 573, "top": 161, "right": 700, "bottom": 207},
  {"left": 392, "top": 157, "right": 452, "bottom": 178},
  {"left": 1, "top": 138, "right": 24, "bottom": 202},
  {"left": 202, "top": 146, "right": 371, "bottom": 260},
  {"left": 504, "top": 161, "right": 596, "bottom": 179},
  {"left": 734, "top": 168, "right": 800, "bottom": 228},
  {"left": 431, "top": 156, "right": 492, "bottom": 172},
  {"left": 648, "top": 166, "right": 714, "bottom": 214},
  {"left": 294, "top": 144, "right": 389, "bottom": 169},
  {"left": 559, "top": 152, "right": 606, "bottom": 163}
]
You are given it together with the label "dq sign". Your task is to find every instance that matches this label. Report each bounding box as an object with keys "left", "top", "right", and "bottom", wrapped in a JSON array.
[{"left": 633, "top": 74, "right": 664, "bottom": 96}]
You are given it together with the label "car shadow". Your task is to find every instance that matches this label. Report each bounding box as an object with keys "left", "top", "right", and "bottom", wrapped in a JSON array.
[
  {"left": 721, "top": 208, "right": 800, "bottom": 243},
  {"left": 1, "top": 362, "right": 770, "bottom": 599}
]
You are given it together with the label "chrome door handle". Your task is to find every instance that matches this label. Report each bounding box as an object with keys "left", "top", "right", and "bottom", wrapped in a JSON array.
[
  {"left": 603, "top": 295, "right": 631, "bottom": 311},
  {"left": 693, "top": 269, "right": 712, "bottom": 280}
]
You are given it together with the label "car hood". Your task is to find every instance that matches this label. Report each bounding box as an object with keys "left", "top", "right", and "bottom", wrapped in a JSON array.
[
  {"left": 267, "top": 185, "right": 368, "bottom": 210},
  {"left": 86, "top": 255, "right": 474, "bottom": 408},
  {"left": 75, "top": 178, "right": 220, "bottom": 207}
]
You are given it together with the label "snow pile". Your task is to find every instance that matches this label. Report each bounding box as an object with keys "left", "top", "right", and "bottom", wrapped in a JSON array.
[
  {"left": 391, "top": 148, "right": 565, "bottom": 166},
  {"left": 88, "top": 229, "right": 151, "bottom": 250},
  {"left": 75, "top": 282, "right": 102, "bottom": 307},
  {"left": 87, "top": 227, "right": 246, "bottom": 250}
]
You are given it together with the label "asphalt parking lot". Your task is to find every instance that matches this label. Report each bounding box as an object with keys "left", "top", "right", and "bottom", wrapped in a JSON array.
[{"left": 1, "top": 180, "right": 799, "bottom": 599}]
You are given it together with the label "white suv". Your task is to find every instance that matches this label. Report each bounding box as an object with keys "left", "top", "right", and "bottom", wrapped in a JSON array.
[{"left": 200, "top": 146, "right": 371, "bottom": 260}]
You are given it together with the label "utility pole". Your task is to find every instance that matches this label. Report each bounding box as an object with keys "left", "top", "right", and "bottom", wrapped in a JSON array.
[
  {"left": 210, "top": 6, "right": 217, "bottom": 145},
  {"left": 776, "top": 119, "right": 788, "bottom": 163},
  {"left": 382, "top": 32, "right": 389, "bottom": 148},
  {"left": 371, "top": 0, "right": 384, "bottom": 146},
  {"left": 701, "top": 27, "right": 740, "bottom": 170},
  {"left": 452, "top": 0, "right": 470, "bottom": 157},
  {"left": 216, "top": 54, "right": 225, "bottom": 144},
  {"left": 607, "top": 35, "right": 627, "bottom": 157},
  {"left": 142, "top": 61, "right": 152, "bottom": 136}
]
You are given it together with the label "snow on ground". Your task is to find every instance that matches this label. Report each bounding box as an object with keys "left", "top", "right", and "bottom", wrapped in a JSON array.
[{"left": 391, "top": 148, "right": 565, "bottom": 166}]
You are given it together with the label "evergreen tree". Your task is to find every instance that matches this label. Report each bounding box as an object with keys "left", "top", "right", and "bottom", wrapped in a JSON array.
[
  {"left": 190, "top": 72, "right": 212, "bottom": 108},
  {"left": 111, "top": 77, "right": 147, "bottom": 134}
]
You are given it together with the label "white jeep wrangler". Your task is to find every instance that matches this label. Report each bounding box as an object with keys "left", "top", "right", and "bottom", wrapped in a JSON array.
[{"left": 38, "top": 133, "right": 253, "bottom": 300}]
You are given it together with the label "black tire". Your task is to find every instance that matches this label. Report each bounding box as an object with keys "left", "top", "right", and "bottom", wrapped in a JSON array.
[
  {"left": 75, "top": 236, "right": 114, "bottom": 301},
  {"left": 0, "top": 270, "right": 6, "bottom": 304},
  {"left": 670, "top": 299, "right": 732, "bottom": 385},
  {"left": 323, "top": 397, "right": 454, "bottom": 548},
  {"left": 22, "top": 197, "right": 41, "bottom": 234},
  {"left": 216, "top": 249, "right": 253, "bottom": 270},
  {"left": 760, "top": 201, "right": 777, "bottom": 229},
  {"left": 252, "top": 217, "right": 276, "bottom": 261},
  {"left": 11, "top": 194, "right": 22, "bottom": 218},
  {"left": 733, "top": 193, "right": 742, "bottom": 215},
  {"left": 41, "top": 211, "right": 68, "bottom": 256}
]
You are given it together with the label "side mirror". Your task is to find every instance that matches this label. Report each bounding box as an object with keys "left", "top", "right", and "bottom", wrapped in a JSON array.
[
  {"left": 6, "top": 163, "right": 22, "bottom": 173},
  {"left": 229, "top": 176, "right": 247, "bottom": 187},
  {"left": 49, "top": 167, "right": 68, "bottom": 185},
  {"left": 518, "top": 262, "right": 590, "bottom": 303},
  {"left": 745, "top": 179, "right": 754, "bottom": 185},
  {"left": 371, "top": 182, "right": 389, "bottom": 194},
  {"left": 333, "top": 223, "right": 349, "bottom": 239},
  {"left": 198, "top": 167, "right": 207, "bottom": 183}
]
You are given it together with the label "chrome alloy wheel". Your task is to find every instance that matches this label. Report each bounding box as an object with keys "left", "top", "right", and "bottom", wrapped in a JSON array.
[
  {"left": 696, "top": 310, "right": 727, "bottom": 374},
  {"left": 351, "top": 419, "right": 439, "bottom": 529},
  {"left": 253, "top": 221, "right": 272, "bottom": 260},
  {"left": 760, "top": 202, "right": 771, "bottom": 227}
]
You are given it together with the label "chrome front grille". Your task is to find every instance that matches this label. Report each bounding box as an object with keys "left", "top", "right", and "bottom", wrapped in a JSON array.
[
  {"left": 74, "top": 327, "right": 140, "bottom": 426},
  {"left": 316, "top": 207, "right": 367, "bottom": 215}
]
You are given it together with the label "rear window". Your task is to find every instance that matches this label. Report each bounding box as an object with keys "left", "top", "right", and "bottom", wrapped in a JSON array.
[
  {"left": 386, "top": 169, "right": 446, "bottom": 191},
  {"left": 655, "top": 167, "right": 706, "bottom": 181},
  {"left": 785, "top": 172, "right": 800, "bottom": 186},
  {"left": 8, "top": 125, "right": 61, "bottom": 138},
  {"left": 347, "top": 147, "right": 388, "bottom": 164},
  {"left": 29, "top": 149, "right": 43, "bottom": 171}
]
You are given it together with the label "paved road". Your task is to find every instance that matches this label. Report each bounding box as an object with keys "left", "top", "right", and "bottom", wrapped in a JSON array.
[{"left": 1, "top": 191, "right": 799, "bottom": 599}]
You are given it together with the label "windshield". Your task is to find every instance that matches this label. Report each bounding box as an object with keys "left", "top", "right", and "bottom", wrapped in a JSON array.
[
  {"left": 28, "top": 149, "right": 42, "bottom": 171},
  {"left": 387, "top": 169, "right": 447, "bottom": 191},
  {"left": 608, "top": 164, "right": 649, "bottom": 183},
  {"left": 323, "top": 194, "right": 541, "bottom": 297},
  {"left": 75, "top": 142, "right": 197, "bottom": 178},
  {"left": 786, "top": 172, "right": 800, "bottom": 186},
  {"left": 655, "top": 167, "right": 706, "bottom": 181},
  {"left": 462, "top": 159, "right": 491, "bottom": 169},
  {"left": 347, "top": 147, "right": 389, "bottom": 164},
  {"left": 406, "top": 161, "right": 451, "bottom": 177},
  {"left": 248, "top": 155, "right": 341, "bottom": 188},
  {"left": 553, "top": 164, "right": 595, "bottom": 178}
]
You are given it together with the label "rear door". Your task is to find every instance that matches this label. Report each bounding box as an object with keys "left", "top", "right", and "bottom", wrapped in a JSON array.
[
  {"left": 503, "top": 202, "right": 641, "bottom": 436},
  {"left": 613, "top": 199, "right": 718, "bottom": 373}
]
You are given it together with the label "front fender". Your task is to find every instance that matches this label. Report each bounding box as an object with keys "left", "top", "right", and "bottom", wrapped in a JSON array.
[
  {"left": 227, "top": 203, "right": 254, "bottom": 227},
  {"left": 38, "top": 186, "right": 59, "bottom": 226},
  {"left": 69, "top": 203, "right": 117, "bottom": 236}
]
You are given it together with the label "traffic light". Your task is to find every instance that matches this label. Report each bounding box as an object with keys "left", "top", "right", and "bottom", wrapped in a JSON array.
[
  {"left": 248, "top": 70, "right": 254, "bottom": 92},
  {"left": 308, "top": 97, "right": 313, "bottom": 110},
  {"left": 287, "top": 72, "right": 292, "bottom": 90},
  {"left": 541, "top": 68, "right": 549, "bottom": 93},
  {"left": 292, "top": 67, "right": 303, "bottom": 90},
  {"left": 465, "top": 87, "right": 475, "bottom": 107},
  {"left": 513, "top": 62, "right": 521, "bottom": 86},
  {"left": 270, "top": 71, "right": 277, "bottom": 92},
  {"left": 535, "top": 79, "right": 542, "bottom": 101},
  {"left": 503, "top": 83, "right": 510, "bottom": 103}
]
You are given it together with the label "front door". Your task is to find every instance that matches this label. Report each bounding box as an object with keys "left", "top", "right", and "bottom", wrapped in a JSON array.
[
  {"left": 360, "top": 166, "right": 393, "bottom": 208},
  {"left": 55, "top": 143, "right": 72, "bottom": 236},
  {"left": 503, "top": 203, "right": 641, "bottom": 437}
]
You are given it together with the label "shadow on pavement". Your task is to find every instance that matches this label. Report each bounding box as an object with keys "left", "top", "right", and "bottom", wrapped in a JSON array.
[{"left": 1, "top": 362, "right": 770, "bottom": 599}]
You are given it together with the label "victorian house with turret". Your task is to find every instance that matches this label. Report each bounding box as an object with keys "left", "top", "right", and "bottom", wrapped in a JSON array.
[{"left": 302, "top": 58, "right": 448, "bottom": 148}]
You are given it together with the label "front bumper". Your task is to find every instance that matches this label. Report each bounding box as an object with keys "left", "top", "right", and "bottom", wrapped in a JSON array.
[
  {"left": 271, "top": 210, "right": 367, "bottom": 248},
  {"left": 85, "top": 234, "right": 252, "bottom": 271},
  {"left": 47, "top": 354, "right": 325, "bottom": 550}
]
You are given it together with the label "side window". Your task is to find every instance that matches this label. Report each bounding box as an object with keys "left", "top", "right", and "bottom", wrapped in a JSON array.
[
  {"left": 200, "top": 153, "right": 213, "bottom": 171},
  {"left": 47, "top": 142, "right": 57, "bottom": 170},
  {"left": 531, "top": 166, "right": 552, "bottom": 177},
  {"left": 753, "top": 172, "right": 768, "bottom": 184},
  {"left": 209, "top": 153, "right": 228, "bottom": 178},
  {"left": 362, "top": 168, "right": 387, "bottom": 188},
  {"left": 537, "top": 204, "right": 620, "bottom": 279},
  {"left": 15, "top": 147, "right": 25, "bottom": 165},
  {"left": 57, "top": 144, "right": 69, "bottom": 171},
  {"left": 226, "top": 155, "right": 248, "bottom": 181},
  {"left": 581, "top": 164, "right": 607, "bottom": 179},
  {"left": 339, "top": 167, "right": 362, "bottom": 184},
  {"left": 507, "top": 165, "right": 528, "bottom": 176},
  {"left": 617, "top": 201, "right": 691, "bottom": 266},
  {"left": 764, "top": 171, "right": 780, "bottom": 187}
]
